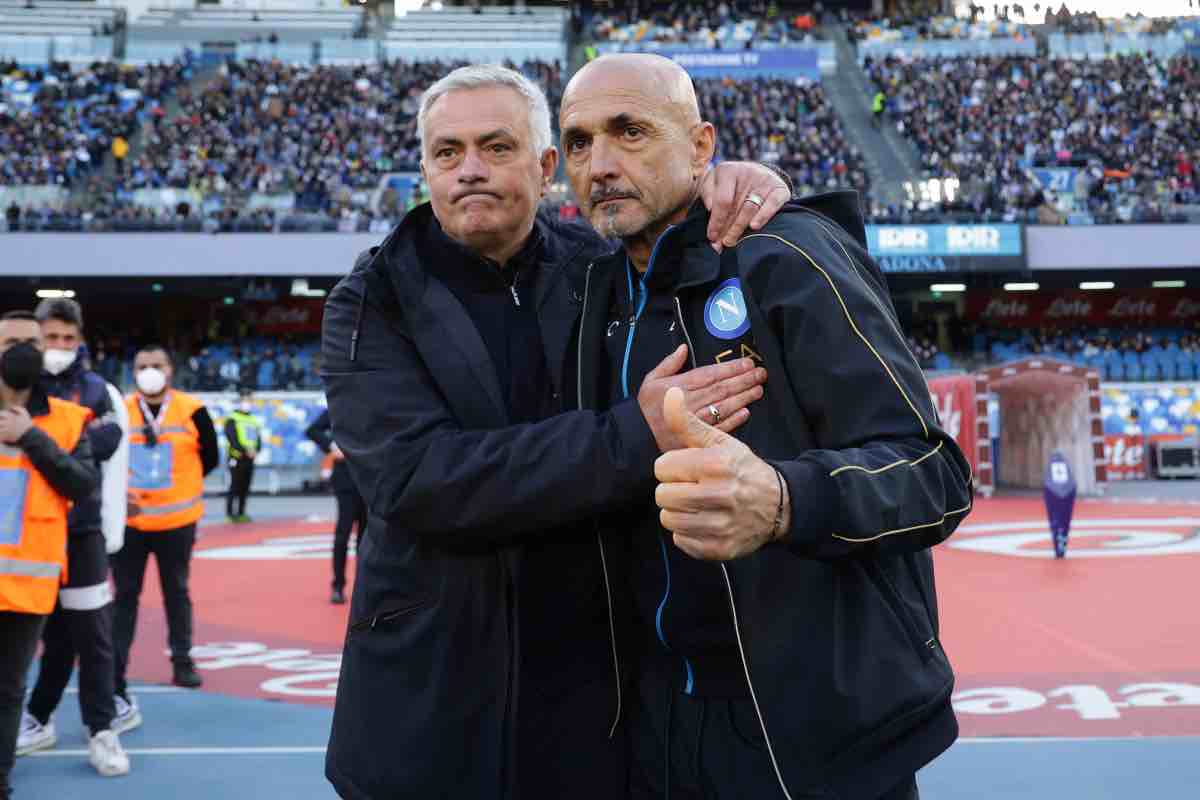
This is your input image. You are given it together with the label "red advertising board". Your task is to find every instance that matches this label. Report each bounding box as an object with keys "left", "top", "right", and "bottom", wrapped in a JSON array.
[
  {"left": 244, "top": 299, "right": 325, "bottom": 335},
  {"left": 1104, "top": 434, "right": 1147, "bottom": 480},
  {"left": 927, "top": 374, "right": 978, "bottom": 474},
  {"left": 1103, "top": 433, "right": 1190, "bottom": 480},
  {"left": 966, "top": 289, "right": 1200, "bottom": 327}
]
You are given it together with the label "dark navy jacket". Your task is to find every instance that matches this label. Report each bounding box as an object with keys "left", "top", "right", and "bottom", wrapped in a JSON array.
[
  {"left": 320, "top": 204, "right": 657, "bottom": 800},
  {"left": 41, "top": 356, "right": 122, "bottom": 536},
  {"left": 577, "top": 193, "right": 974, "bottom": 800}
]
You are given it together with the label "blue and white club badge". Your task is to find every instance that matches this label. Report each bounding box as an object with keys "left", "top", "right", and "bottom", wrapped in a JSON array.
[{"left": 703, "top": 278, "right": 751, "bottom": 340}]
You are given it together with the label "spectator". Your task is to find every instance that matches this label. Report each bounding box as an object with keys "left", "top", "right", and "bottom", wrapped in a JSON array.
[
  {"left": 865, "top": 52, "right": 1200, "bottom": 222},
  {"left": 219, "top": 350, "right": 241, "bottom": 390}
]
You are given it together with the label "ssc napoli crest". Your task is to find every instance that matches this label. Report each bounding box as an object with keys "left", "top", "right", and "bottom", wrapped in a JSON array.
[{"left": 703, "top": 278, "right": 751, "bottom": 340}]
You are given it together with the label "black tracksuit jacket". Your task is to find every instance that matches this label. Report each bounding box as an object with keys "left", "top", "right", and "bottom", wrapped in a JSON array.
[
  {"left": 576, "top": 193, "right": 975, "bottom": 800},
  {"left": 320, "top": 204, "right": 658, "bottom": 800}
]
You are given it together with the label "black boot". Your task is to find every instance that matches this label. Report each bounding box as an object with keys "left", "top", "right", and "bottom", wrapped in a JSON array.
[{"left": 172, "top": 660, "right": 203, "bottom": 689}]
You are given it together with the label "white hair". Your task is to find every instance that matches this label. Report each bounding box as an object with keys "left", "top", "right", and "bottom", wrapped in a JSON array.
[{"left": 417, "top": 63, "right": 553, "bottom": 158}]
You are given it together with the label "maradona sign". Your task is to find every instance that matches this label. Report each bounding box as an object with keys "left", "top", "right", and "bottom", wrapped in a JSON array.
[{"left": 866, "top": 224, "right": 1025, "bottom": 273}]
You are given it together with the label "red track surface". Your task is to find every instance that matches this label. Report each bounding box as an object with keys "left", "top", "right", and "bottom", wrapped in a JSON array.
[{"left": 123, "top": 497, "right": 1200, "bottom": 736}]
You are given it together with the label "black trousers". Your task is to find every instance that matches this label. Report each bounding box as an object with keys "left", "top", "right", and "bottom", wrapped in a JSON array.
[
  {"left": 630, "top": 664, "right": 920, "bottom": 800},
  {"left": 0, "top": 612, "right": 47, "bottom": 799},
  {"left": 226, "top": 457, "right": 254, "bottom": 518},
  {"left": 331, "top": 488, "right": 366, "bottom": 591},
  {"left": 111, "top": 523, "right": 197, "bottom": 696},
  {"left": 27, "top": 530, "right": 116, "bottom": 734},
  {"left": 27, "top": 604, "right": 116, "bottom": 734}
]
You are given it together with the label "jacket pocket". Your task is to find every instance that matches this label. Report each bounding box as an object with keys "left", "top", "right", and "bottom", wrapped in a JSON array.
[
  {"left": 861, "top": 558, "right": 934, "bottom": 663},
  {"left": 348, "top": 597, "right": 434, "bottom": 635}
]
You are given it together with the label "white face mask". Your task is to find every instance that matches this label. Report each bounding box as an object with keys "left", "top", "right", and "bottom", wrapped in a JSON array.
[
  {"left": 43, "top": 348, "right": 77, "bottom": 376},
  {"left": 136, "top": 367, "right": 168, "bottom": 396},
  {"left": 239, "top": 402, "right": 252, "bottom": 413}
]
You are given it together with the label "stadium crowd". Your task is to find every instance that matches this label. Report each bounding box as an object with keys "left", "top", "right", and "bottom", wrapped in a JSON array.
[
  {"left": 117, "top": 58, "right": 562, "bottom": 215},
  {"left": 695, "top": 76, "right": 868, "bottom": 197},
  {"left": 0, "top": 58, "right": 189, "bottom": 188},
  {"left": 867, "top": 52, "right": 1200, "bottom": 222},
  {"left": 586, "top": 0, "right": 823, "bottom": 47}
]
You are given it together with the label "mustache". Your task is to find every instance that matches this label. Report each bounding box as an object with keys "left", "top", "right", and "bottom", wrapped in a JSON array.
[{"left": 589, "top": 187, "right": 642, "bottom": 205}]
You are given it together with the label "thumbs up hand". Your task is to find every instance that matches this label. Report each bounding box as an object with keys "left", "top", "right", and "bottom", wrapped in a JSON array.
[{"left": 654, "top": 387, "right": 791, "bottom": 561}]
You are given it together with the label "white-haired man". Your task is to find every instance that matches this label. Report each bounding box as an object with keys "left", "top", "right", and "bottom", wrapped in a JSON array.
[{"left": 321, "top": 63, "right": 792, "bottom": 799}]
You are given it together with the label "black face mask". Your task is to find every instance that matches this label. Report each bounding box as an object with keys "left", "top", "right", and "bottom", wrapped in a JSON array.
[{"left": 1, "top": 342, "right": 43, "bottom": 391}]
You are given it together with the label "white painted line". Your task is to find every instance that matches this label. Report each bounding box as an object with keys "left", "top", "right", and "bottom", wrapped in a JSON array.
[
  {"left": 64, "top": 686, "right": 186, "bottom": 695},
  {"left": 29, "top": 746, "right": 326, "bottom": 757},
  {"left": 959, "top": 735, "right": 1200, "bottom": 744}
]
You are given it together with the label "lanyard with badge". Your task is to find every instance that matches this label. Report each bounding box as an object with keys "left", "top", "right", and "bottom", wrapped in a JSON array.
[{"left": 137, "top": 393, "right": 170, "bottom": 448}]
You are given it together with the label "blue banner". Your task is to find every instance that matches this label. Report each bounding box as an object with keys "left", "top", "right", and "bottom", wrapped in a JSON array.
[
  {"left": 596, "top": 44, "right": 820, "bottom": 80},
  {"left": 1032, "top": 168, "right": 1080, "bottom": 194},
  {"left": 866, "top": 224, "right": 1025, "bottom": 273}
]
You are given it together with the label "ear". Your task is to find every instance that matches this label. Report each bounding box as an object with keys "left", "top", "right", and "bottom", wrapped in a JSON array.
[
  {"left": 540, "top": 146, "right": 559, "bottom": 195},
  {"left": 691, "top": 121, "right": 716, "bottom": 175},
  {"left": 419, "top": 159, "right": 429, "bottom": 185}
]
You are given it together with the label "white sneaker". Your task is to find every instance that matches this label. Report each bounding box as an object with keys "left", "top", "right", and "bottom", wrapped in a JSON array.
[
  {"left": 88, "top": 729, "right": 131, "bottom": 777},
  {"left": 15, "top": 710, "right": 55, "bottom": 756},
  {"left": 111, "top": 695, "right": 142, "bottom": 734}
]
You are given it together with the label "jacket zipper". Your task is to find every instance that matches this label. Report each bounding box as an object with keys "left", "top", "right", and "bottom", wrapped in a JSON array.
[
  {"left": 577, "top": 262, "right": 623, "bottom": 739},
  {"left": 674, "top": 294, "right": 795, "bottom": 800}
]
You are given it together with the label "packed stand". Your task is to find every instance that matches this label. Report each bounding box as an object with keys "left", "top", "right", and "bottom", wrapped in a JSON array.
[
  {"left": 1044, "top": 8, "right": 1186, "bottom": 35},
  {"left": 586, "top": 0, "right": 823, "bottom": 48},
  {"left": 979, "top": 326, "right": 1200, "bottom": 382},
  {"left": 866, "top": 52, "right": 1200, "bottom": 223},
  {"left": 696, "top": 77, "right": 869, "bottom": 197},
  {"left": 847, "top": 0, "right": 1027, "bottom": 47},
  {"left": 106, "top": 58, "right": 562, "bottom": 227},
  {"left": 0, "top": 57, "right": 189, "bottom": 190}
]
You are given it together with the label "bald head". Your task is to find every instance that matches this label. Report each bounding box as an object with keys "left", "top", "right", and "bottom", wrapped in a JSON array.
[
  {"left": 559, "top": 54, "right": 716, "bottom": 262},
  {"left": 564, "top": 54, "right": 701, "bottom": 130}
]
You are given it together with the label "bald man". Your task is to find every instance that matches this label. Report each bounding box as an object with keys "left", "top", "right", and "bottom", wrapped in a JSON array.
[{"left": 560, "top": 55, "right": 972, "bottom": 800}]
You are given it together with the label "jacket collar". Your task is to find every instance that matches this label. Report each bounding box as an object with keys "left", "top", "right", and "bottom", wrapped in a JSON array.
[
  {"left": 422, "top": 212, "right": 545, "bottom": 296},
  {"left": 619, "top": 200, "right": 722, "bottom": 300},
  {"left": 615, "top": 189, "right": 868, "bottom": 302}
]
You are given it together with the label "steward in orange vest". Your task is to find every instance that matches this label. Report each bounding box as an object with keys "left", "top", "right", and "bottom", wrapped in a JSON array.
[
  {"left": 112, "top": 345, "right": 219, "bottom": 700},
  {"left": 1, "top": 310, "right": 99, "bottom": 799},
  {"left": 0, "top": 389, "right": 96, "bottom": 613},
  {"left": 125, "top": 389, "right": 208, "bottom": 532}
]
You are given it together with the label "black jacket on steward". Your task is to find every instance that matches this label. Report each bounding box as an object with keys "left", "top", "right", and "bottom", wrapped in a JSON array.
[
  {"left": 320, "top": 203, "right": 660, "bottom": 800},
  {"left": 17, "top": 384, "right": 100, "bottom": 504},
  {"left": 41, "top": 358, "right": 122, "bottom": 536},
  {"left": 576, "top": 193, "right": 974, "bottom": 800}
]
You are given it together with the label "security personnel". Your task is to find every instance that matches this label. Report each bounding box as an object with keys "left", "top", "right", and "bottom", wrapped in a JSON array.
[
  {"left": 0, "top": 310, "right": 99, "bottom": 800},
  {"left": 304, "top": 408, "right": 365, "bottom": 604},
  {"left": 223, "top": 387, "right": 261, "bottom": 523},
  {"left": 112, "top": 344, "right": 218, "bottom": 728},
  {"left": 17, "top": 299, "right": 130, "bottom": 777}
]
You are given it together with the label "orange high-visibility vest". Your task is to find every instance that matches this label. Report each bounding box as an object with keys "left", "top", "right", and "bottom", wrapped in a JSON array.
[
  {"left": 0, "top": 397, "right": 91, "bottom": 615},
  {"left": 125, "top": 390, "right": 206, "bottom": 532}
]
